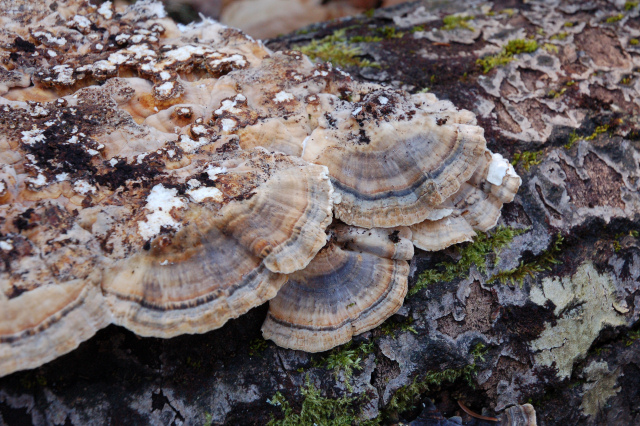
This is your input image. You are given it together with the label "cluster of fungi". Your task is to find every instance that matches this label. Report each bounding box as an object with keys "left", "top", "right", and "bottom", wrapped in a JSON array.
[{"left": 0, "top": 0, "right": 520, "bottom": 377}]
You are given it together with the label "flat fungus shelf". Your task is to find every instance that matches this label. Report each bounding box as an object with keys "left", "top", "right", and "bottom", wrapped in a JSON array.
[{"left": 0, "top": 0, "right": 520, "bottom": 377}]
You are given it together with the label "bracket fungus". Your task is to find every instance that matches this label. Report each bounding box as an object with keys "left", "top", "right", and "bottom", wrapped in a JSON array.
[{"left": 0, "top": 0, "right": 520, "bottom": 376}]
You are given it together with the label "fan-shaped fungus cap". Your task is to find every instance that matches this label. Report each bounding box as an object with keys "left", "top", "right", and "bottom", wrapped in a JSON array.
[
  {"left": 409, "top": 149, "right": 521, "bottom": 250},
  {"left": 302, "top": 89, "right": 486, "bottom": 228},
  {"left": 0, "top": 203, "right": 111, "bottom": 377},
  {"left": 103, "top": 148, "right": 333, "bottom": 336},
  {"left": 262, "top": 224, "right": 411, "bottom": 352}
]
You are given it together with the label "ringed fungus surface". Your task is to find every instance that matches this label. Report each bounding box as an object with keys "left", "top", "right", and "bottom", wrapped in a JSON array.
[{"left": 0, "top": 0, "right": 520, "bottom": 377}]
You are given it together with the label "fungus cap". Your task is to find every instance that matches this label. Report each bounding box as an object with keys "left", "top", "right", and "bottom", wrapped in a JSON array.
[
  {"left": 262, "top": 225, "right": 410, "bottom": 352},
  {"left": 301, "top": 90, "right": 487, "bottom": 228}
]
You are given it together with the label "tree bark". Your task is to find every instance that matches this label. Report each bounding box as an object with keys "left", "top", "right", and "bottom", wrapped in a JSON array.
[{"left": 1, "top": 0, "right": 639, "bottom": 425}]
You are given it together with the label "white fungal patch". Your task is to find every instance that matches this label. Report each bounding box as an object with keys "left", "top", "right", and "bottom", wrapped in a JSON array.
[
  {"left": 178, "top": 135, "right": 209, "bottom": 152},
  {"left": 159, "top": 71, "right": 171, "bottom": 80},
  {"left": 55, "top": 173, "right": 69, "bottom": 181},
  {"left": 109, "top": 158, "right": 119, "bottom": 167},
  {"left": 29, "top": 106, "right": 49, "bottom": 117},
  {"left": 165, "top": 45, "right": 208, "bottom": 62},
  {"left": 51, "top": 65, "right": 74, "bottom": 84},
  {"left": 352, "top": 106, "right": 362, "bottom": 116},
  {"left": 379, "top": 96, "right": 389, "bottom": 105},
  {"left": 0, "top": 182, "right": 4, "bottom": 193},
  {"left": 126, "top": 44, "right": 156, "bottom": 59},
  {"left": 71, "top": 15, "right": 91, "bottom": 30},
  {"left": 27, "top": 173, "right": 47, "bottom": 187},
  {"left": 33, "top": 31, "right": 66, "bottom": 46},
  {"left": 187, "top": 186, "right": 223, "bottom": 203},
  {"left": 187, "top": 179, "right": 201, "bottom": 189},
  {"left": 487, "top": 153, "right": 518, "bottom": 186},
  {"left": 115, "top": 34, "right": 130, "bottom": 43},
  {"left": 191, "top": 125, "right": 206, "bottom": 136},
  {"left": 209, "top": 53, "right": 247, "bottom": 68},
  {"left": 221, "top": 118, "right": 237, "bottom": 131},
  {"left": 73, "top": 180, "right": 96, "bottom": 194},
  {"left": 155, "top": 81, "right": 174, "bottom": 97},
  {"left": 206, "top": 165, "right": 227, "bottom": 180},
  {"left": 273, "top": 91, "right": 294, "bottom": 103},
  {"left": 214, "top": 98, "right": 243, "bottom": 115},
  {"left": 21, "top": 128, "right": 46, "bottom": 145},
  {"left": 97, "top": 1, "right": 113, "bottom": 19},
  {"left": 0, "top": 240, "right": 13, "bottom": 251},
  {"left": 93, "top": 60, "right": 116, "bottom": 72},
  {"left": 138, "top": 184, "right": 185, "bottom": 240},
  {"left": 130, "top": 34, "right": 145, "bottom": 44}
]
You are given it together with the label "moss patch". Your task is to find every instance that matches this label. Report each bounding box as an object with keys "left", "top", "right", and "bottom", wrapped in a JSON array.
[
  {"left": 267, "top": 377, "right": 376, "bottom": 426},
  {"left": 489, "top": 233, "right": 564, "bottom": 286},
  {"left": 441, "top": 14, "right": 475, "bottom": 31},
  {"left": 294, "top": 29, "right": 379, "bottom": 68},
  {"left": 383, "top": 343, "right": 487, "bottom": 417},
  {"left": 477, "top": 39, "right": 538, "bottom": 73},
  {"left": 409, "top": 226, "right": 527, "bottom": 296}
]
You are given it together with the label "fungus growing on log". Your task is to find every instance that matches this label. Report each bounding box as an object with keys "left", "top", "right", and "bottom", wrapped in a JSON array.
[
  {"left": 262, "top": 225, "right": 412, "bottom": 352},
  {"left": 0, "top": 0, "right": 520, "bottom": 376}
]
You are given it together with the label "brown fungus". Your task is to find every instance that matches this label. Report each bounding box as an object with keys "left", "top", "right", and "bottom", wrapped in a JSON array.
[
  {"left": 301, "top": 89, "right": 488, "bottom": 228},
  {"left": 261, "top": 224, "right": 411, "bottom": 352},
  {"left": 0, "top": 0, "right": 521, "bottom": 374}
]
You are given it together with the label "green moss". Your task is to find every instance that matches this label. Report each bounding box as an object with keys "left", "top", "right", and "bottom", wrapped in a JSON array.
[
  {"left": 625, "top": 1, "right": 639, "bottom": 10},
  {"left": 625, "top": 330, "right": 640, "bottom": 346},
  {"left": 564, "top": 130, "right": 580, "bottom": 149},
  {"left": 476, "top": 39, "right": 538, "bottom": 73},
  {"left": 376, "top": 26, "right": 404, "bottom": 39},
  {"left": 584, "top": 124, "right": 609, "bottom": 141},
  {"left": 543, "top": 43, "right": 559, "bottom": 53},
  {"left": 630, "top": 38, "right": 639, "bottom": 45},
  {"left": 410, "top": 25, "right": 425, "bottom": 33},
  {"left": 488, "top": 233, "right": 564, "bottom": 286},
  {"left": 511, "top": 150, "right": 543, "bottom": 171},
  {"left": 321, "top": 341, "right": 374, "bottom": 390},
  {"left": 547, "top": 87, "right": 566, "bottom": 98},
  {"left": 500, "top": 8, "right": 515, "bottom": 17},
  {"left": 550, "top": 32, "right": 568, "bottom": 41},
  {"left": 350, "top": 35, "right": 383, "bottom": 43},
  {"left": 379, "top": 317, "right": 418, "bottom": 338},
  {"left": 613, "top": 230, "right": 639, "bottom": 252},
  {"left": 564, "top": 21, "right": 574, "bottom": 27},
  {"left": 267, "top": 377, "right": 376, "bottom": 426},
  {"left": 441, "top": 14, "right": 475, "bottom": 31},
  {"left": 249, "top": 338, "right": 268, "bottom": 357},
  {"left": 409, "top": 226, "right": 527, "bottom": 296},
  {"left": 384, "top": 344, "right": 487, "bottom": 416},
  {"left": 606, "top": 14, "right": 624, "bottom": 23},
  {"left": 294, "top": 29, "right": 379, "bottom": 68},
  {"left": 364, "top": 8, "right": 375, "bottom": 18}
]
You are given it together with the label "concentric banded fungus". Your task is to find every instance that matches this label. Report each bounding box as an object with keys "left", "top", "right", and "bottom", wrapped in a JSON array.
[
  {"left": 0, "top": 0, "right": 521, "bottom": 374},
  {"left": 410, "top": 150, "right": 521, "bottom": 251},
  {"left": 301, "top": 89, "right": 487, "bottom": 228},
  {"left": 102, "top": 149, "right": 333, "bottom": 337},
  {"left": 262, "top": 225, "right": 411, "bottom": 352}
]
